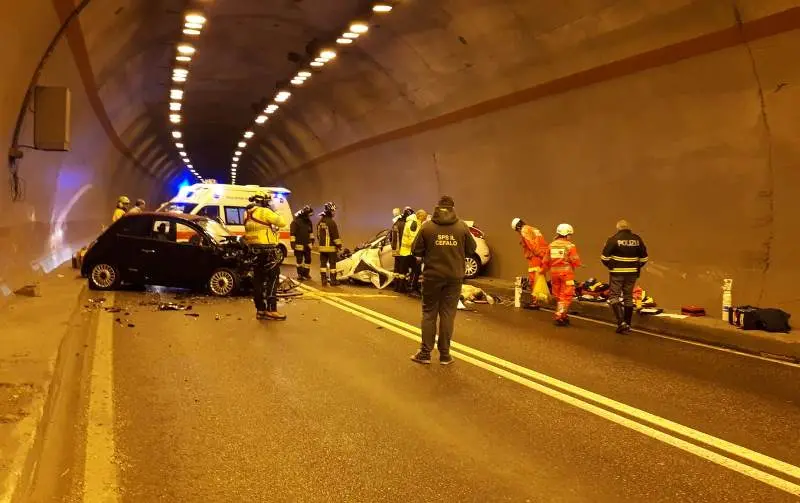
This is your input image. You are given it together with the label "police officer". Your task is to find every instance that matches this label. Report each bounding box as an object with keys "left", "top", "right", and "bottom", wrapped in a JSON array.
[
  {"left": 112, "top": 196, "right": 130, "bottom": 222},
  {"left": 316, "top": 202, "right": 343, "bottom": 286},
  {"left": 390, "top": 207, "right": 413, "bottom": 292},
  {"left": 290, "top": 205, "right": 315, "bottom": 280},
  {"left": 410, "top": 196, "right": 476, "bottom": 365},
  {"left": 601, "top": 219, "right": 649, "bottom": 333},
  {"left": 244, "top": 192, "right": 287, "bottom": 321}
]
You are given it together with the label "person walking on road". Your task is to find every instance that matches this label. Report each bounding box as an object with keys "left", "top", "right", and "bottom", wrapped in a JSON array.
[
  {"left": 542, "top": 223, "right": 582, "bottom": 326},
  {"left": 112, "top": 196, "right": 130, "bottom": 222},
  {"left": 317, "top": 202, "right": 343, "bottom": 286},
  {"left": 410, "top": 196, "right": 476, "bottom": 365},
  {"left": 601, "top": 219, "right": 649, "bottom": 333},
  {"left": 511, "top": 217, "right": 548, "bottom": 308},
  {"left": 290, "top": 205, "right": 315, "bottom": 281},
  {"left": 244, "top": 192, "right": 287, "bottom": 321}
]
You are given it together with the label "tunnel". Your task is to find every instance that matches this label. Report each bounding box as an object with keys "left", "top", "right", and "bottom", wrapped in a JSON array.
[
  {"left": 2, "top": 2, "right": 800, "bottom": 501},
  {"left": 2, "top": 0, "right": 799, "bottom": 311}
]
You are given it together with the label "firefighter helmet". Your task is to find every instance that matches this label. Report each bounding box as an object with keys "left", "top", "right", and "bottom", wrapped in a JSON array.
[
  {"left": 402, "top": 206, "right": 414, "bottom": 218},
  {"left": 118, "top": 196, "right": 130, "bottom": 205},
  {"left": 556, "top": 223, "right": 574, "bottom": 237},
  {"left": 324, "top": 202, "right": 337, "bottom": 213},
  {"left": 511, "top": 218, "right": 524, "bottom": 231}
]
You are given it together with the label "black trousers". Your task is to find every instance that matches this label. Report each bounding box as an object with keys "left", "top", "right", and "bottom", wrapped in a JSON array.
[
  {"left": 420, "top": 277, "right": 462, "bottom": 355},
  {"left": 319, "top": 251, "right": 338, "bottom": 273},
  {"left": 608, "top": 274, "right": 637, "bottom": 307},
  {"left": 252, "top": 247, "right": 281, "bottom": 312},
  {"left": 294, "top": 248, "right": 312, "bottom": 268}
]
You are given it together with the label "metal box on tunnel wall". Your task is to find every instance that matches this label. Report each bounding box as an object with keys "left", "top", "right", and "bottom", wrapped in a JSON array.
[{"left": 33, "top": 86, "right": 71, "bottom": 151}]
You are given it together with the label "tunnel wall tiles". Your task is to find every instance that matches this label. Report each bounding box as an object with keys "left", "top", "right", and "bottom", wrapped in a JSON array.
[
  {"left": 279, "top": 25, "right": 800, "bottom": 313},
  {"left": 0, "top": 0, "right": 169, "bottom": 300}
]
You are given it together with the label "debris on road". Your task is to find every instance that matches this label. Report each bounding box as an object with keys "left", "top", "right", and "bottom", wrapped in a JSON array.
[
  {"left": 104, "top": 307, "right": 123, "bottom": 313},
  {"left": 89, "top": 298, "right": 106, "bottom": 305},
  {"left": 185, "top": 313, "right": 200, "bottom": 318},
  {"left": 127, "top": 323, "right": 135, "bottom": 328},
  {"left": 159, "top": 303, "right": 188, "bottom": 311},
  {"left": 215, "top": 314, "right": 221, "bottom": 321},
  {"left": 14, "top": 284, "right": 40, "bottom": 297}
]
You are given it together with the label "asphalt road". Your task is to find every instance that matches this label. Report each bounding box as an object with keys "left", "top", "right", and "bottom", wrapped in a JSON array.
[{"left": 39, "top": 269, "right": 800, "bottom": 502}]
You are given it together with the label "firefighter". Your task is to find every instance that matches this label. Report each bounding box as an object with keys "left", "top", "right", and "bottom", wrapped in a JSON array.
[
  {"left": 542, "top": 223, "right": 582, "bottom": 326},
  {"left": 244, "top": 192, "right": 287, "bottom": 321},
  {"left": 112, "top": 196, "right": 130, "bottom": 222},
  {"left": 316, "top": 202, "right": 343, "bottom": 286},
  {"left": 601, "top": 219, "right": 649, "bottom": 333},
  {"left": 397, "top": 208, "right": 423, "bottom": 294},
  {"left": 128, "top": 199, "right": 146, "bottom": 214},
  {"left": 290, "top": 205, "right": 315, "bottom": 280},
  {"left": 511, "top": 217, "right": 548, "bottom": 308},
  {"left": 390, "top": 207, "right": 413, "bottom": 292}
]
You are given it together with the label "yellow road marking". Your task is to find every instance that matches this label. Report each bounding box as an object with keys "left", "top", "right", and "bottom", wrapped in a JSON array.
[
  {"left": 84, "top": 293, "right": 119, "bottom": 502},
  {"left": 300, "top": 284, "right": 800, "bottom": 496}
]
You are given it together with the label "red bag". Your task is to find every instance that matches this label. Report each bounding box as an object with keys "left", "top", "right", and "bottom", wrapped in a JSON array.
[{"left": 681, "top": 305, "right": 706, "bottom": 317}]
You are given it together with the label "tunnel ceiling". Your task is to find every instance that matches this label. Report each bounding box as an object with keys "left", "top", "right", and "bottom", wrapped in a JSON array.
[{"left": 164, "top": 0, "right": 378, "bottom": 182}]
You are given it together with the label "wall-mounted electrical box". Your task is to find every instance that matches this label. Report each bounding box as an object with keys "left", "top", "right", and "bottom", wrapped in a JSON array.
[{"left": 34, "top": 86, "right": 71, "bottom": 151}]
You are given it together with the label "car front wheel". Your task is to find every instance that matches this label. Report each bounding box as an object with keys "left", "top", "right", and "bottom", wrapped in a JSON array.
[
  {"left": 89, "top": 263, "right": 120, "bottom": 290},
  {"left": 465, "top": 255, "right": 481, "bottom": 279},
  {"left": 208, "top": 268, "right": 239, "bottom": 297}
]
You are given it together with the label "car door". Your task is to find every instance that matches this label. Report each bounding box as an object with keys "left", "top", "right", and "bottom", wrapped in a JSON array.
[
  {"left": 114, "top": 215, "right": 158, "bottom": 283},
  {"left": 168, "top": 219, "right": 217, "bottom": 288}
]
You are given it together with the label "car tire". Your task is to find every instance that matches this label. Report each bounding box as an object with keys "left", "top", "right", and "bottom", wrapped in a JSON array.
[
  {"left": 88, "top": 263, "right": 121, "bottom": 291},
  {"left": 208, "top": 268, "right": 239, "bottom": 297},
  {"left": 464, "top": 255, "right": 481, "bottom": 280},
  {"left": 277, "top": 245, "right": 287, "bottom": 263}
]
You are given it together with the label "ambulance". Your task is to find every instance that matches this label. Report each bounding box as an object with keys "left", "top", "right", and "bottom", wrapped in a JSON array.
[{"left": 157, "top": 183, "right": 294, "bottom": 257}]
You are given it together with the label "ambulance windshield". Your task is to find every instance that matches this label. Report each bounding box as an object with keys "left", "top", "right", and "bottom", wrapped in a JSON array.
[{"left": 160, "top": 202, "right": 198, "bottom": 214}]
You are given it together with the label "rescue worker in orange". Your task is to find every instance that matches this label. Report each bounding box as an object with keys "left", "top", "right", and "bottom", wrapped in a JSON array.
[
  {"left": 511, "top": 217, "right": 547, "bottom": 308},
  {"left": 112, "top": 196, "right": 130, "bottom": 222},
  {"left": 542, "top": 223, "right": 582, "bottom": 326}
]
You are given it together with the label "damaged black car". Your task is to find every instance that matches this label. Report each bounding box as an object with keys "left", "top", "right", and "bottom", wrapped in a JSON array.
[{"left": 81, "top": 213, "right": 254, "bottom": 296}]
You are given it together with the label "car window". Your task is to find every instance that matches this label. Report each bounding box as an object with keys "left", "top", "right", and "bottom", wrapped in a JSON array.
[
  {"left": 115, "top": 217, "right": 151, "bottom": 237},
  {"left": 224, "top": 206, "right": 247, "bottom": 226},
  {"left": 197, "top": 205, "right": 220, "bottom": 220},
  {"left": 197, "top": 219, "right": 232, "bottom": 244},
  {"left": 161, "top": 202, "right": 197, "bottom": 214}
]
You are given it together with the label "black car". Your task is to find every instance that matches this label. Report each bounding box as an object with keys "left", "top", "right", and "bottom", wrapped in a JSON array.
[{"left": 81, "top": 212, "right": 250, "bottom": 296}]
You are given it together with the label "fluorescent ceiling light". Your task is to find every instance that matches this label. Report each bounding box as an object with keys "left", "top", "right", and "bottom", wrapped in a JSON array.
[
  {"left": 238, "top": 142, "right": 247, "bottom": 147},
  {"left": 373, "top": 4, "right": 393, "bottom": 13},
  {"left": 172, "top": 131, "right": 182, "bottom": 138},
  {"left": 350, "top": 23, "right": 369, "bottom": 33},
  {"left": 170, "top": 102, "right": 181, "bottom": 111},
  {"left": 172, "top": 76, "right": 187, "bottom": 82},
  {"left": 343, "top": 32, "right": 359, "bottom": 39},
  {"left": 337, "top": 38, "right": 353, "bottom": 45},
  {"left": 267, "top": 104, "right": 279, "bottom": 111},
  {"left": 173, "top": 68, "right": 189, "bottom": 75},
  {"left": 320, "top": 50, "right": 337, "bottom": 59},
  {"left": 234, "top": 151, "right": 242, "bottom": 156},
  {"left": 176, "top": 56, "right": 191, "bottom": 62},
  {"left": 185, "top": 14, "right": 206, "bottom": 24},
  {"left": 184, "top": 22, "right": 204, "bottom": 29},
  {"left": 179, "top": 151, "right": 187, "bottom": 156},
  {"left": 275, "top": 93, "right": 290, "bottom": 103},
  {"left": 177, "top": 45, "right": 195, "bottom": 55},
  {"left": 255, "top": 115, "right": 267, "bottom": 124},
  {"left": 291, "top": 79, "right": 304, "bottom": 85},
  {"left": 297, "top": 71, "right": 312, "bottom": 78},
  {"left": 170, "top": 114, "right": 181, "bottom": 124},
  {"left": 170, "top": 89, "right": 183, "bottom": 100},
  {"left": 310, "top": 61, "right": 324, "bottom": 67},
  {"left": 183, "top": 29, "right": 200, "bottom": 36},
  {"left": 233, "top": 157, "right": 240, "bottom": 162},
  {"left": 232, "top": 163, "right": 238, "bottom": 168},
  {"left": 175, "top": 142, "right": 184, "bottom": 148},
  {"left": 244, "top": 131, "right": 254, "bottom": 139}
]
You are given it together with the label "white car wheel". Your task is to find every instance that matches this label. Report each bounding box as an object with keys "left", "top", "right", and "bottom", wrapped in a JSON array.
[
  {"left": 209, "top": 269, "right": 237, "bottom": 297},
  {"left": 465, "top": 256, "right": 480, "bottom": 279},
  {"left": 90, "top": 264, "right": 119, "bottom": 290}
]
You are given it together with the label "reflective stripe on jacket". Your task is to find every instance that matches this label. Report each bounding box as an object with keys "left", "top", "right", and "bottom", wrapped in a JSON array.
[
  {"left": 317, "top": 215, "right": 342, "bottom": 253},
  {"left": 290, "top": 217, "right": 314, "bottom": 251},
  {"left": 543, "top": 238, "right": 581, "bottom": 275},
  {"left": 399, "top": 216, "right": 421, "bottom": 256},
  {"left": 601, "top": 229, "right": 648, "bottom": 275},
  {"left": 244, "top": 206, "right": 285, "bottom": 245}
]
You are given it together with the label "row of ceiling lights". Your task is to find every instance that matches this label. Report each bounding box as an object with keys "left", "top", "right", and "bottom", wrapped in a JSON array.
[
  {"left": 168, "top": 13, "right": 208, "bottom": 183},
  {"left": 228, "top": 2, "right": 396, "bottom": 185}
]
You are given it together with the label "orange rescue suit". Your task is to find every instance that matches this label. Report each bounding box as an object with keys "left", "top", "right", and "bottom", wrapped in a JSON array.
[
  {"left": 520, "top": 225, "right": 547, "bottom": 285},
  {"left": 543, "top": 237, "right": 582, "bottom": 320}
]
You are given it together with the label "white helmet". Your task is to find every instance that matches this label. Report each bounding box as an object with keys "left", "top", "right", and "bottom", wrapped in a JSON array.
[
  {"left": 556, "top": 223, "right": 574, "bottom": 236},
  {"left": 511, "top": 217, "right": 523, "bottom": 231}
]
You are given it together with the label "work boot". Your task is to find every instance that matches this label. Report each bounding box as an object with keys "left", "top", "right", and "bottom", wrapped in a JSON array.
[
  {"left": 265, "top": 300, "right": 287, "bottom": 321},
  {"left": 304, "top": 269, "right": 312, "bottom": 280},
  {"left": 623, "top": 306, "right": 634, "bottom": 332},
  {"left": 256, "top": 311, "right": 269, "bottom": 320},
  {"left": 330, "top": 272, "right": 340, "bottom": 286},
  {"left": 439, "top": 353, "right": 454, "bottom": 366},
  {"left": 612, "top": 303, "right": 626, "bottom": 333},
  {"left": 296, "top": 266, "right": 304, "bottom": 280},
  {"left": 321, "top": 273, "right": 329, "bottom": 286}
]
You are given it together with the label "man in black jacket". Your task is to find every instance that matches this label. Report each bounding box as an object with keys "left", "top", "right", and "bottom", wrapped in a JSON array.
[
  {"left": 601, "top": 219, "right": 649, "bottom": 333},
  {"left": 410, "top": 196, "right": 476, "bottom": 365},
  {"left": 290, "top": 205, "right": 314, "bottom": 280}
]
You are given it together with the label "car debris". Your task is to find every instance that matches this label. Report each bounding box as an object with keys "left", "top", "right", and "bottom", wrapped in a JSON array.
[
  {"left": 159, "top": 303, "right": 189, "bottom": 311},
  {"left": 185, "top": 313, "right": 200, "bottom": 318}
]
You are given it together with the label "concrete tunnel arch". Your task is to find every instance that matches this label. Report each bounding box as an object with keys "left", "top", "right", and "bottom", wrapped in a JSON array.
[{"left": 2, "top": 0, "right": 800, "bottom": 314}]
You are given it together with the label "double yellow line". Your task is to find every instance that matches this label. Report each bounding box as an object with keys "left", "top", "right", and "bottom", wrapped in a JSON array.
[{"left": 299, "top": 283, "right": 800, "bottom": 496}]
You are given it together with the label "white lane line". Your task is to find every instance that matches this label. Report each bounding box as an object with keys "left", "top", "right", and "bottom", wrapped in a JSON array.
[
  {"left": 301, "top": 284, "right": 800, "bottom": 494},
  {"left": 84, "top": 293, "right": 119, "bottom": 503}
]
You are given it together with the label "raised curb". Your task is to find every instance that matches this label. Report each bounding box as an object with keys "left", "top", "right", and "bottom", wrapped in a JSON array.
[{"left": 468, "top": 278, "right": 800, "bottom": 364}]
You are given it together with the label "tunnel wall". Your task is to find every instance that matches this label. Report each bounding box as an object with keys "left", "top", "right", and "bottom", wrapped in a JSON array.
[
  {"left": 0, "top": 0, "right": 174, "bottom": 301},
  {"left": 266, "top": 1, "right": 800, "bottom": 313}
]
